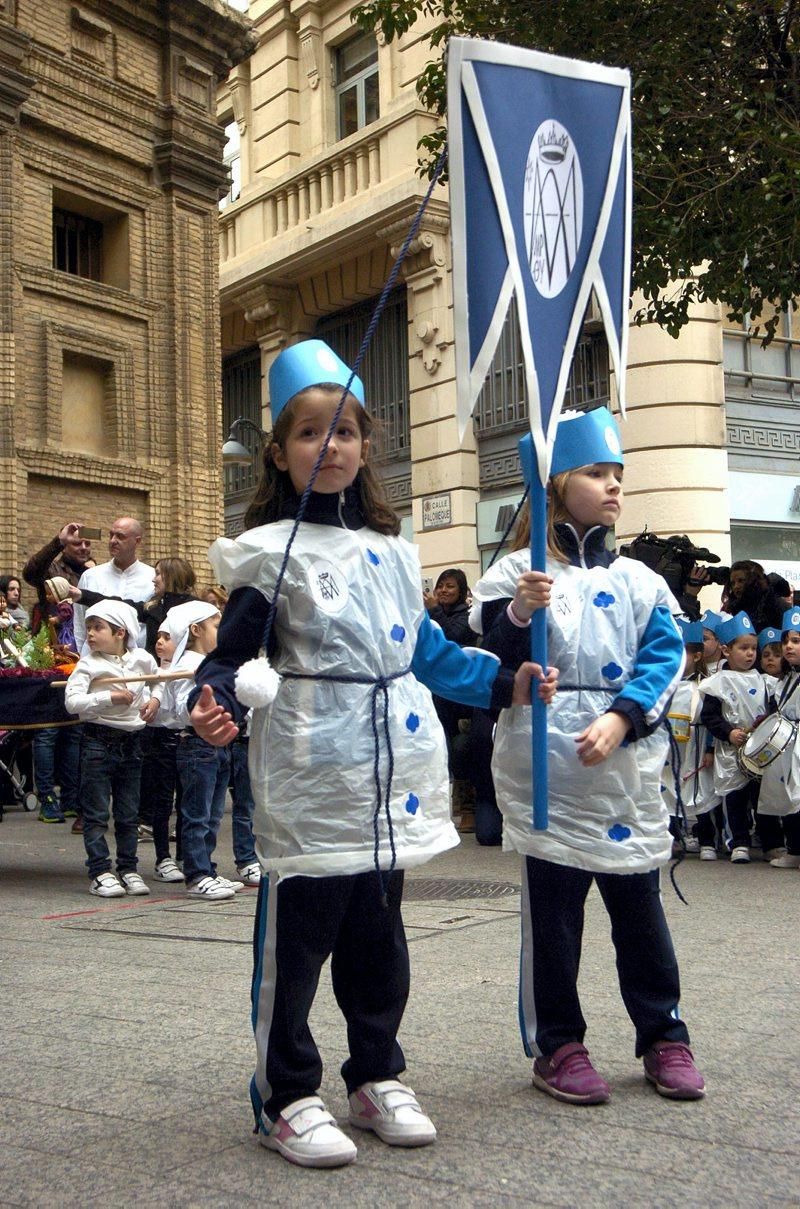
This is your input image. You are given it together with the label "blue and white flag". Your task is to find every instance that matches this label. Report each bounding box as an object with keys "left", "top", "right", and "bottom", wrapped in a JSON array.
[{"left": 448, "top": 38, "right": 631, "bottom": 485}]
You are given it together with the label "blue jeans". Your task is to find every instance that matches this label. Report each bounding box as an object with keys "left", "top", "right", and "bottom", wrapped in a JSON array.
[
  {"left": 80, "top": 725, "right": 142, "bottom": 879},
  {"left": 176, "top": 733, "right": 230, "bottom": 885},
  {"left": 33, "top": 725, "right": 82, "bottom": 813},
  {"left": 230, "top": 738, "right": 256, "bottom": 868}
]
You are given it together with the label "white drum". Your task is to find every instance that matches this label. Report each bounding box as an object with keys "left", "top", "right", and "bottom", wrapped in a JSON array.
[{"left": 738, "top": 714, "right": 797, "bottom": 779}]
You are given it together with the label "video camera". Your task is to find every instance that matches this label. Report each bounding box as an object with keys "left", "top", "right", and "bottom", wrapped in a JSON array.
[{"left": 619, "top": 530, "right": 730, "bottom": 597}]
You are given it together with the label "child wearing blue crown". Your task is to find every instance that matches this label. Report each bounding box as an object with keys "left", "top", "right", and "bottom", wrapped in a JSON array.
[
  {"left": 186, "top": 339, "right": 553, "bottom": 1169},
  {"left": 471, "top": 407, "right": 705, "bottom": 1106},
  {"left": 662, "top": 618, "right": 712, "bottom": 853},
  {"left": 755, "top": 608, "right": 800, "bottom": 868}
]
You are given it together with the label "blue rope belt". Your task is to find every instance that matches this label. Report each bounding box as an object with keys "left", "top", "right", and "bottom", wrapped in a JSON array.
[{"left": 281, "top": 665, "right": 411, "bottom": 905}]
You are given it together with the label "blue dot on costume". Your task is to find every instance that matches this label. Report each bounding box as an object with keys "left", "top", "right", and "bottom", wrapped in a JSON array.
[
  {"left": 608, "top": 823, "right": 631, "bottom": 842},
  {"left": 601, "top": 661, "right": 623, "bottom": 681},
  {"left": 390, "top": 624, "right": 406, "bottom": 642},
  {"left": 593, "top": 592, "right": 615, "bottom": 608},
  {"left": 748, "top": 687, "right": 757, "bottom": 695},
  {"left": 366, "top": 548, "right": 380, "bottom": 565},
  {"left": 406, "top": 713, "right": 420, "bottom": 733},
  {"left": 405, "top": 793, "right": 419, "bottom": 815}
]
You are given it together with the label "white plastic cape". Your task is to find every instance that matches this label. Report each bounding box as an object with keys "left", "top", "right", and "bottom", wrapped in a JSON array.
[
  {"left": 697, "top": 668, "right": 769, "bottom": 796},
  {"left": 754, "top": 672, "right": 800, "bottom": 817},
  {"left": 662, "top": 678, "right": 719, "bottom": 820},
  {"left": 472, "top": 552, "right": 679, "bottom": 873},
  {"left": 209, "top": 521, "right": 456, "bottom": 879}
]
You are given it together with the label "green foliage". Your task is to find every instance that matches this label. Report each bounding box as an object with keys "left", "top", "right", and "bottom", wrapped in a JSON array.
[
  {"left": 9, "top": 625, "right": 55, "bottom": 669},
  {"left": 353, "top": 0, "right": 800, "bottom": 341}
]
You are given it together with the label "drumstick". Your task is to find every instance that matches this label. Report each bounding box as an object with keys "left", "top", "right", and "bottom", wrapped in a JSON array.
[
  {"left": 50, "top": 670, "right": 194, "bottom": 688},
  {"left": 681, "top": 766, "right": 705, "bottom": 783}
]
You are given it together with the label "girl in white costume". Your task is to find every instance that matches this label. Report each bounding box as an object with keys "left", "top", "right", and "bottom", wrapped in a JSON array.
[
  {"left": 756, "top": 609, "right": 800, "bottom": 868},
  {"left": 188, "top": 340, "right": 551, "bottom": 1169},
  {"left": 663, "top": 619, "right": 714, "bottom": 853},
  {"left": 471, "top": 407, "right": 705, "bottom": 1106}
]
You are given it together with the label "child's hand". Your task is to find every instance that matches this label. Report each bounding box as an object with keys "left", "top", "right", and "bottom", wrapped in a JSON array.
[
  {"left": 190, "top": 683, "right": 239, "bottom": 746},
  {"left": 701, "top": 752, "right": 714, "bottom": 769},
  {"left": 511, "top": 662, "right": 558, "bottom": 706},
  {"left": 729, "top": 727, "right": 748, "bottom": 748},
  {"left": 110, "top": 689, "right": 134, "bottom": 706},
  {"left": 575, "top": 711, "right": 629, "bottom": 766},
  {"left": 511, "top": 571, "right": 553, "bottom": 622},
  {"left": 140, "top": 698, "right": 160, "bottom": 723}
]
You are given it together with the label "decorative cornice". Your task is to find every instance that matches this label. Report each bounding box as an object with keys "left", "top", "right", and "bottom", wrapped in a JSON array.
[
  {"left": 17, "top": 265, "right": 161, "bottom": 322},
  {"left": 0, "top": 21, "right": 34, "bottom": 129},
  {"left": 727, "top": 422, "right": 800, "bottom": 455},
  {"left": 16, "top": 445, "right": 165, "bottom": 488}
]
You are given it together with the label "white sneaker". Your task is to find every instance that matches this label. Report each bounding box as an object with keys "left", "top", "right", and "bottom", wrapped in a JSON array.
[
  {"left": 237, "top": 862, "right": 261, "bottom": 886},
  {"left": 120, "top": 871, "right": 150, "bottom": 895},
  {"left": 259, "top": 1096, "right": 357, "bottom": 1168},
  {"left": 90, "top": 872, "right": 125, "bottom": 898},
  {"left": 770, "top": 852, "right": 800, "bottom": 868},
  {"left": 764, "top": 847, "right": 787, "bottom": 862},
  {"left": 154, "top": 858, "right": 185, "bottom": 883},
  {"left": 216, "top": 876, "right": 244, "bottom": 891},
  {"left": 186, "top": 875, "right": 235, "bottom": 901},
  {"left": 348, "top": 1079, "right": 437, "bottom": 1147},
  {"left": 699, "top": 847, "right": 717, "bottom": 861},
  {"left": 683, "top": 836, "right": 700, "bottom": 854},
  {"left": 731, "top": 846, "right": 751, "bottom": 864}
]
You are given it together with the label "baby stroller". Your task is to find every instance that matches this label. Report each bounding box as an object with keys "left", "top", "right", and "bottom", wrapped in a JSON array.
[{"left": 0, "top": 729, "right": 38, "bottom": 820}]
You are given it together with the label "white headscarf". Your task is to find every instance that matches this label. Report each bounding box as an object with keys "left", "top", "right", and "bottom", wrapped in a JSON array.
[
  {"left": 166, "top": 600, "right": 220, "bottom": 665},
  {"left": 84, "top": 601, "right": 140, "bottom": 651}
]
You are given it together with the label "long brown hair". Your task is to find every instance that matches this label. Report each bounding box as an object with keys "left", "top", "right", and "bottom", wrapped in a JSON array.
[
  {"left": 244, "top": 387, "right": 400, "bottom": 535},
  {"left": 510, "top": 470, "right": 577, "bottom": 563}
]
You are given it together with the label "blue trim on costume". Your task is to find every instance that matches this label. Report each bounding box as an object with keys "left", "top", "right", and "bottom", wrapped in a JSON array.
[
  {"left": 612, "top": 605, "right": 683, "bottom": 728},
  {"left": 250, "top": 875, "right": 270, "bottom": 1123},
  {"left": 411, "top": 612, "right": 500, "bottom": 706}
]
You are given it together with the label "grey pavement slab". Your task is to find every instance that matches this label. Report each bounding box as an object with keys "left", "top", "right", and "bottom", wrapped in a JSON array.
[{"left": 1, "top": 803, "right": 799, "bottom": 1207}]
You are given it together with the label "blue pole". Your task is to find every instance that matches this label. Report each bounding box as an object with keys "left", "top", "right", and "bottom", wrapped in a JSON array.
[{"left": 529, "top": 480, "right": 549, "bottom": 830}]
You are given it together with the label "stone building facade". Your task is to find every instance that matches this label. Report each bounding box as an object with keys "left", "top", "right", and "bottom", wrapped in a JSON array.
[
  {"left": 0, "top": 0, "right": 253, "bottom": 585},
  {"left": 219, "top": 2, "right": 800, "bottom": 588}
]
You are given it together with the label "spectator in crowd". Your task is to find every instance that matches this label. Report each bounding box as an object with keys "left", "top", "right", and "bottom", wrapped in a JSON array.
[
  {"left": 766, "top": 572, "right": 793, "bottom": 610},
  {"left": 74, "top": 556, "right": 197, "bottom": 656},
  {"left": 73, "top": 518, "right": 155, "bottom": 650},
  {"left": 203, "top": 584, "right": 228, "bottom": 611},
  {"left": 725, "top": 560, "right": 784, "bottom": 633},
  {"left": 0, "top": 575, "right": 30, "bottom": 627},
  {"left": 23, "top": 522, "right": 92, "bottom": 637}
]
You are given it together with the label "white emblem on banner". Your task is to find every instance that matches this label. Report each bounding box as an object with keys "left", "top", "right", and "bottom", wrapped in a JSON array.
[
  {"left": 308, "top": 559, "right": 349, "bottom": 615},
  {"left": 524, "top": 119, "right": 584, "bottom": 298}
]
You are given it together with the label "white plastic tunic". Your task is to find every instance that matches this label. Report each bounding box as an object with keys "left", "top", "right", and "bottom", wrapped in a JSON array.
[
  {"left": 472, "top": 552, "right": 680, "bottom": 874},
  {"left": 755, "top": 673, "right": 800, "bottom": 817},
  {"left": 662, "top": 678, "right": 719, "bottom": 820},
  {"left": 210, "top": 521, "right": 456, "bottom": 879},
  {"left": 697, "top": 669, "right": 769, "bottom": 796}
]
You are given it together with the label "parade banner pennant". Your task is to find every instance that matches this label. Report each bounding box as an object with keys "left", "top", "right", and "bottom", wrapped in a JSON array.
[{"left": 448, "top": 38, "right": 631, "bottom": 485}]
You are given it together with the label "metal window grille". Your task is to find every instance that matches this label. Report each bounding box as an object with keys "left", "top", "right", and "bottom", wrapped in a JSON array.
[
  {"left": 474, "top": 297, "right": 609, "bottom": 434},
  {"left": 53, "top": 208, "right": 103, "bottom": 281},
  {"left": 723, "top": 308, "right": 800, "bottom": 403},
  {"left": 315, "top": 289, "right": 409, "bottom": 459},
  {"left": 222, "top": 347, "right": 262, "bottom": 498}
]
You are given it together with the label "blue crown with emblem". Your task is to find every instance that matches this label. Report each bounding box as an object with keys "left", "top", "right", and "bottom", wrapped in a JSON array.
[
  {"left": 677, "top": 618, "right": 704, "bottom": 645},
  {"left": 550, "top": 406, "right": 624, "bottom": 477},
  {"left": 700, "top": 609, "right": 723, "bottom": 634},
  {"left": 717, "top": 612, "right": 755, "bottom": 645},
  {"left": 782, "top": 607, "right": 800, "bottom": 634},
  {"left": 268, "top": 339, "right": 365, "bottom": 424},
  {"left": 758, "top": 626, "right": 782, "bottom": 649}
]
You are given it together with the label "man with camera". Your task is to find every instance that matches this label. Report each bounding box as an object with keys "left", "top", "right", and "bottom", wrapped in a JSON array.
[{"left": 619, "top": 532, "right": 729, "bottom": 619}]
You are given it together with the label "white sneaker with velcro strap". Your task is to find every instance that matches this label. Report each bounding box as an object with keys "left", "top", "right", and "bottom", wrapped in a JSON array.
[
  {"left": 120, "top": 871, "right": 150, "bottom": 896},
  {"left": 348, "top": 1079, "right": 437, "bottom": 1147},
  {"left": 259, "top": 1096, "right": 357, "bottom": 1168}
]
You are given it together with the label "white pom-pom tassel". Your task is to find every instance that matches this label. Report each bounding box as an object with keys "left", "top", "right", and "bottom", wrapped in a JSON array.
[{"left": 235, "top": 657, "right": 281, "bottom": 708}]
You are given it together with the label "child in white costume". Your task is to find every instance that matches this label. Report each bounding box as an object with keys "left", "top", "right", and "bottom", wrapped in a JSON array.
[
  {"left": 188, "top": 340, "right": 550, "bottom": 1169},
  {"left": 471, "top": 407, "right": 705, "bottom": 1107},
  {"left": 756, "top": 609, "right": 800, "bottom": 868},
  {"left": 662, "top": 619, "right": 715, "bottom": 851}
]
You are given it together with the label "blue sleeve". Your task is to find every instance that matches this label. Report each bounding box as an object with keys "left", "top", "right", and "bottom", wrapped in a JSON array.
[
  {"left": 609, "top": 605, "right": 684, "bottom": 740},
  {"left": 188, "top": 585, "right": 271, "bottom": 723},
  {"left": 411, "top": 613, "right": 516, "bottom": 710}
]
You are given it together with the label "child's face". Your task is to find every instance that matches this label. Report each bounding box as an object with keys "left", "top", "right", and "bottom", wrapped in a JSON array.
[
  {"left": 561, "top": 462, "right": 623, "bottom": 534},
  {"left": 5, "top": 580, "right": 20, "bottom": 607},
  {"left": 0, "top": 593, "right": 7, "bottom": 613},
  {"left": 761, "top": 643, "right": 783, "bottom": 676},
  {"left": 86, "top": 617, "right": 126, "bottom": 655},
  {"left": 702, "top": 629, "right": 720, "bottom": 662},
  {"left": 272, "top": 392, "right": 368, "bottom": 496},
  {"left": 155, "top": 631, "right": 176, "bottom": 662},
  {"left": 782, "top": 631, "right": 800, "bottom": 667},
  {"left": 724, "top": 635, "right": 757, "bottom": 671},
  {"left": 188, "top": 613, "right": 220, "bottom": 655}
]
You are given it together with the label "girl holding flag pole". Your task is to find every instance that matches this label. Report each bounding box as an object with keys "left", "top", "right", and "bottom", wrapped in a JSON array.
[{"left": 471, "top": 406, "right": 705, "bottom": 1105}]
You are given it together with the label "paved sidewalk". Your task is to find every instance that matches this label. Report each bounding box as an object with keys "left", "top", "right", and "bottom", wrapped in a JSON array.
[{"left": 1, "top": 804, "right": 798, "bottom": 1208}]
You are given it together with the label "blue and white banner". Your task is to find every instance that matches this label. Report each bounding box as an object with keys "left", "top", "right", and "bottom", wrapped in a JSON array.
[{"left": 448, "top": 38, "right": 631, "bottom": 486}]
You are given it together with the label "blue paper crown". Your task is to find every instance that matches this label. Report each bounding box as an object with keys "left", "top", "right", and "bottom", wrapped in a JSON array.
[
  {"left": 550, "top": 406, "right": 624, "bottom": 477},
  {"left": 758, "top": 626, "right": 781, "bottom": 649},
  {"left": 677, "top": 618, "right": 704, "bottom": 645},
  {"left": 268, "top": 339, "right": 365, "bottom": 424},
  {"left": 717, "top": 612, "right": 755, "bottom": 645},
  {"left": 701, "top": 610, "right": 723, "bottom": 634},
  {"left": 782, "top": 607, "right": 800, "bottom": 634}
]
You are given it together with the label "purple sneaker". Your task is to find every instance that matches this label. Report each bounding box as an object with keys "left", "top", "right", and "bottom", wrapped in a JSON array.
[
  {"left": 643, "top": 1041, "right": 706, "bottom": 1100},
  {"left": 532, "top": 1042, "right": 610, "bottom": 1105}
]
